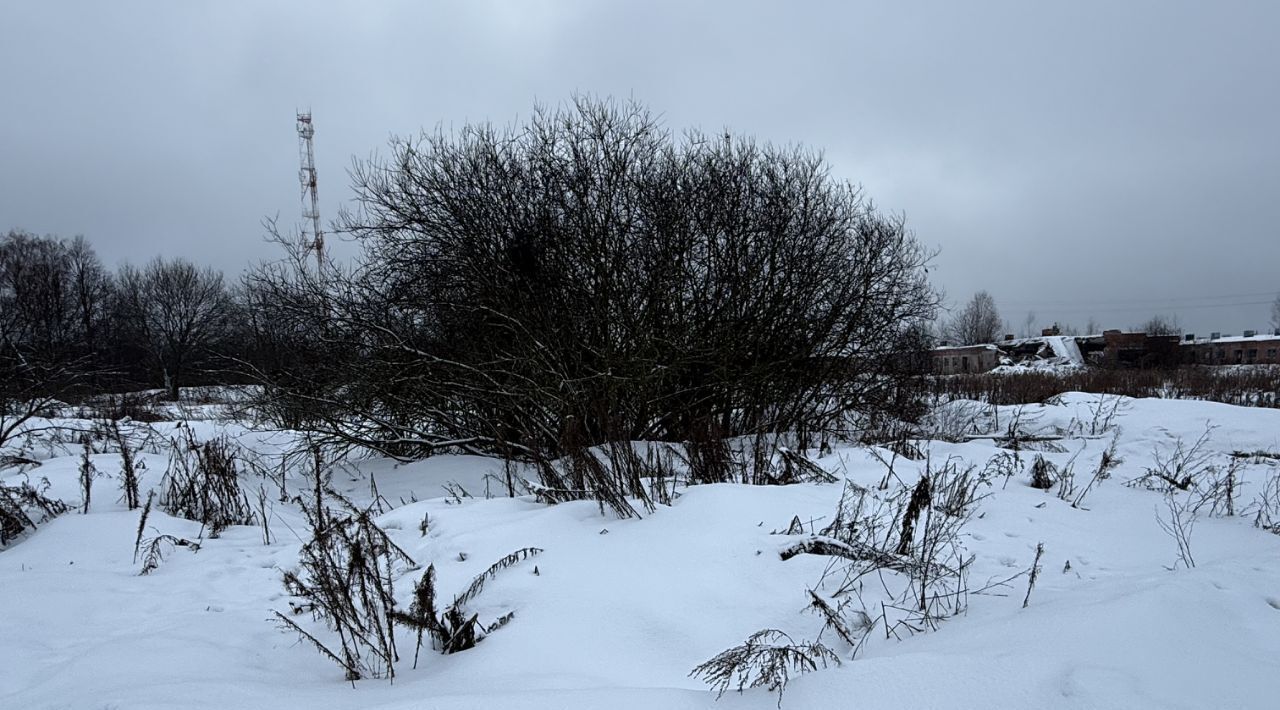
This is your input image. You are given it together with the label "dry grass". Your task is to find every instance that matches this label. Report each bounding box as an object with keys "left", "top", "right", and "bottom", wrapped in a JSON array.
[{"left": 927, "top": 367, "right": 1280, "bottom": 408}]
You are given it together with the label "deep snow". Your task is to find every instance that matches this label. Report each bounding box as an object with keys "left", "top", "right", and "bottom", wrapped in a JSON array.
[{"left": 3, "top": 394, "right": 1280, "bottom": 709}]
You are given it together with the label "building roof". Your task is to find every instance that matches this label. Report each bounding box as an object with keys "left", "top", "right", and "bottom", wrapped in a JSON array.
[
  {"left": 1186, "top": 333, "right": 1280, "bottom": 345},
  {"left": 931, "top": 343, "right": 1000, "bottom": 352}
]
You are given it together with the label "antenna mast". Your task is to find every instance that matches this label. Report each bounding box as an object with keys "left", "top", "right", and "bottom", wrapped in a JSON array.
[{"left": 296, "top": 111, "right": 324, "bottom": 279}]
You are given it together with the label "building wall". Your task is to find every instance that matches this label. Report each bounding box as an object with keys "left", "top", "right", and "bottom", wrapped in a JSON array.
[
  {"left": 1101, "top": 331, "right": 1181, "bottom": 368},
  {"left": 931, "top": 346, "right": 1000, "bottom": 375},
  {"left": 1182, "top": 338, "right": 1280, "bottom": 365}
]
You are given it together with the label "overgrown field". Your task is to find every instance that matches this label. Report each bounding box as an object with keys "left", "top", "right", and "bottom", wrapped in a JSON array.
[{"left": 2, "top": 390, "right": 1279, "bottom": 709}]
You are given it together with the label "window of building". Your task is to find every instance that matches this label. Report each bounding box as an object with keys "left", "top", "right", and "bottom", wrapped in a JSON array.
[{"left": 1268, "top": 349, "right": 1277, "bottom": 360}]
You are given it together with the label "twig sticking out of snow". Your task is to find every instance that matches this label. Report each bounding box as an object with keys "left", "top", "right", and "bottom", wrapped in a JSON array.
[{"left": 1022, "top": 542, "right": 1044, "bottom": 608}]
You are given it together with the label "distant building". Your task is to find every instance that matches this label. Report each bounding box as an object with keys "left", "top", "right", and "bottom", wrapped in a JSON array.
[
  {"left": 1181, "top": 333, "right": 1280, "bottom": 365},
  {"left": 1101, "top": 330, "right": 1181, "bottom": 368},
  {"left": 930, "top": 344, "right": 1000, "bottom": 374},
  {"left": 927, "top": 327, "right": 1280, "bottom": 375}
]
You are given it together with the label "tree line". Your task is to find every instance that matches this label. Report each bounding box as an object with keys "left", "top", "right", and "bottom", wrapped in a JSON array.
[{"left": 0, "top": 230, "right": 235, "bottom": 405}]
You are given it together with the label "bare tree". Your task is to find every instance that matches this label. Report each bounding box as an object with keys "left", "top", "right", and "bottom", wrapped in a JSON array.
[
  {"left": 0, "top": 230, "right": 102, "bottom": 448},
  {"left": 66, "top": 236, "right": 113, "bottom": 359},
  {"left": 1271, "top": 292, "right": 1279, "bottom": 334},
  {"left": 247, "top": 96, "right": 939, "bottom": 459},
  {"left": 116, "top": 258, "right": 232, "bottom": 400},
  {"left": 944, "top": 291, "right": 1002, "bottom": 345},
  {"left": 1021, "top": 311, "right": 1037, "bottom": 338},
  {"left": 1139, "top": 314, "right": 1180, "bottom": 336}
]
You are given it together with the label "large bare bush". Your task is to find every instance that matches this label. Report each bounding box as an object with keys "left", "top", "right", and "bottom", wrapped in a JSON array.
[{"left": 246, "top": 97, "right": 938, "bottom": 465}]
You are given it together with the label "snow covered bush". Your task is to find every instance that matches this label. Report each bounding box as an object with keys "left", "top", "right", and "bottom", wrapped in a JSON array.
[{"left": 158, "top": 428, "right": 256, "bottom": 534}]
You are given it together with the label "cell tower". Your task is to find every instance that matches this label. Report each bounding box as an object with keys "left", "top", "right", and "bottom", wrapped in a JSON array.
[{"left": 296, "top": 111, "right": 324, "bottom": 279}]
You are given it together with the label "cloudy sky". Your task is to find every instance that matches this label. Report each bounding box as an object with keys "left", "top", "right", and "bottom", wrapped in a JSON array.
[{"left": 3, "top": 0, "right": 1277, "bottom": 335}]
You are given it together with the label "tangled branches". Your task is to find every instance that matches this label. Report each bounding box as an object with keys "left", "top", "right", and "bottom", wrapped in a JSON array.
[{"left": 276, "top": 493, "right": 414, "bottom": 681}]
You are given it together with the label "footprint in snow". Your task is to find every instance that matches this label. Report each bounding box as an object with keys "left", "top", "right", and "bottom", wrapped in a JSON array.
[{"left": 1266, "top": 598, "right": 1280, "bottom": 611}]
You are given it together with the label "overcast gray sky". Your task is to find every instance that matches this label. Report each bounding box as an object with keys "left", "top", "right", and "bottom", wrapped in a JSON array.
[{"left": 3, "top": 0, "right": 1277, "bottom": 335}]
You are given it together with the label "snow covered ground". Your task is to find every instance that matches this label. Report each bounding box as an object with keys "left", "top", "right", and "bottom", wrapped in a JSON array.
[{"left": 3, "top": 394, "right": 1279, "bottom": 709}]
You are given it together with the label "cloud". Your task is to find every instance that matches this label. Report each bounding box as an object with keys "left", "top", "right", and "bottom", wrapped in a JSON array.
[{"left": 1, "top": 0, "right": 1276, "bottom": 333}]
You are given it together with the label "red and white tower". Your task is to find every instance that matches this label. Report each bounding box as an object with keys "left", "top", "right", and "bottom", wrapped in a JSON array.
[{"left": 296, "top": 111, "right": 324, "bottom": 279}]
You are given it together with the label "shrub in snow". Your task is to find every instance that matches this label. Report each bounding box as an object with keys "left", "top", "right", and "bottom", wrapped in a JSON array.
[
  {"left": 529, "top": 434, "right": 655, "bottom": 519},
  {"left": 275, "top": 492, "right": 415, "bottom": 681},
  {"left": 678, "top": 430, "right": 838, "bottom": 489},
  {"left": 931, "top": 458, "right": 991, "bottom": 518},
  {"left": 1029, "top": 455, "right": 1058, "bottom": 490},
  {"left": 1190, "top": 457, "right": 1242, "bottom": 517},
  {"left": 1249, "top": 472, "right": 1280, "bottom": 534},
  {"left": 158, "top": 428, "right": 256, "bottom": 535},
  {"left": 100, "top": 418, "right": 142, "bottom": 510},
  {"left": 392, "top": 547, "right": 542, "bottom": 663},
  {"left": 276, "top": 487, "right": 542, "bottom": 680},
  {"left": 1071, "top": 434, "right": 1121, "bottom": 509},
  {"left": 0, "top": 477, "right": 67, "bottom": 548},
  {"left": 1156, "top": 494, "right": 1198, "bottom": 569},
  {"left": 245, "top": 96, "right": 938, "bottom": 465},
  {"left": 137, "top": 533, "right": 201, "bottom": 575},
  {"left": 776, "top": 472, "right": 975, "bottom": 652},
  {"left": 685, "top": 422, "right": 739, "bottom": 485},
  {"left": 690, "top": 629, "right": 839, "bottom": 706},
  {"left": 1128, "top": 425, "right": 1216, "bottom": 492}
]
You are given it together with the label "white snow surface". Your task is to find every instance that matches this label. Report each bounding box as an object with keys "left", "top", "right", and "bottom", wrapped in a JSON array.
[{"left": 3, "top": 395, "right": 1280, "bottom": 709}]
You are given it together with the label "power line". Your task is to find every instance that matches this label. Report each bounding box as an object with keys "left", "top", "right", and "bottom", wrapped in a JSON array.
[
  {"left": 999, "top": 289, "right": 1278, "bottom": 308},
  {"left": 1003, "top": 299, "right": 1274, "bottom": 316}
]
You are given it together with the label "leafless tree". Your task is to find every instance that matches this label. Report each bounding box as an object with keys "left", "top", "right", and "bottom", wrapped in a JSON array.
[
  {"left": 1139, "top": 314, "right": 1180, "bottom": 336},
  {"left": 1270, "top": 292, "right": 1279, "bottom": 334},
  {"left": 1, "top": 230, "right": 77, "bottom": 359},
  {"left": 944, "top": 291, "right": 1002, "bottom": 345},
  {"left": 116, "top": 258, "right": 232, "bottom": 400},
  {"left": 1021, "top": 311, "right": 1036, "bottom": 338},
  {"left": 66, "top": 235, "right": 113, "bottom": 359},
  {"left": 0, "top": 230, "right": 104, "bottom": 448},
  {"left": 247, "top": 96, "right": 939, "bottom": 460}
]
